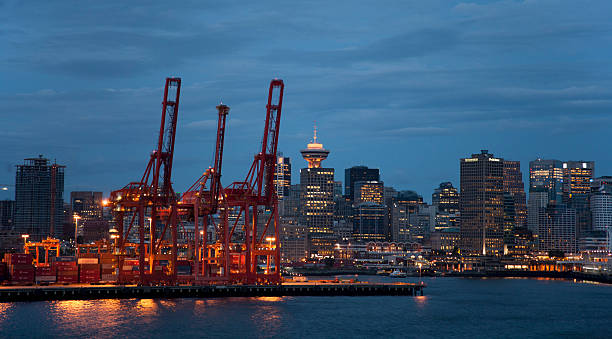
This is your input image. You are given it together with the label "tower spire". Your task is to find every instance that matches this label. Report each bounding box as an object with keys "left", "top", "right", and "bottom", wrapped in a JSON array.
[{"left": 313, "top": 121, "right": 318, "bottom": 143}]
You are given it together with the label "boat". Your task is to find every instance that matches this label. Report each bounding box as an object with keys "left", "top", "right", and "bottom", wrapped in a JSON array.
[{"left": 389, "top": 269, "right": 407, "bottom": 278}]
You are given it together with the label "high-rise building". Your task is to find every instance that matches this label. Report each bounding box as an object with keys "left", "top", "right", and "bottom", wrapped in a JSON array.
[
  {"left": 591, "top": 177, "right": 612, "bottom": 233},
  {"left": 432, "top": 182, "right": 459, "bottom": 231},
  {"left": 344, "top": 166, "right": 379, "bottom": 202},
  {"left": 14, "top": 156, "right": 65, "bottom": 240},
  {"left": 274, "top": 155, "right": 291, "bottom": 199},
  {"left": 0, "top": 200, "right": 15, "bottom": 229},
  {"left": 71, "top": 191, "right": 104, "bottom": 240},
  {"left": 353, "top": 202, "right": 387, "bottom": 242},
  {"left": 529, "top": 159, "right": 564, "bottom": 204},
  {"left": 527, "top": 186, "right": 548, "bottom": 234},
  {"left": 459, "top": 150, "right": 504, "bottom": 256},
  {"left": 334, "top": 181, "right": 343, "bottom": 199},
  {"left": 503, "top": 160, "right": 527, "bottom": 229},
  {"left": 432, "top": 182, "right": 459, "bottom": 214},
  {"left": 354, "top": 181, "right": 384, "bottom": 205},
  {"left": 538, "top": 204, "right": 577, "bottom": 254},
  {"left": 391, "top": 190, "right": 423, "bottom": 242},
  {"left": 71, "top": 191, "right": 103, "bottom": 220},
  {"left": 300, "top": 127, "right": 335, "bottom": 257},
  {"left": 562, "top": 161, "right": 594, "bottom": 237}
]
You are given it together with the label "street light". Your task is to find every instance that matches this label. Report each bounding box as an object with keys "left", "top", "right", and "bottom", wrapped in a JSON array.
[
  {"left": 73, "top": 214, "right": 82, "bottom": 248},
  {"left": 265, "top": 237, "right": 276, "bottom": 249},
  {"left": 21, "top": 234, "right": 29, "bottom": 253},
  {"left": 109, "top": 228, "right": 119, "bottom": 254}
]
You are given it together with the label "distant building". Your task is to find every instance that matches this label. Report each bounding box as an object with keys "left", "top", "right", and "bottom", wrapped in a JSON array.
[
  {"left": 353, "top": 202, "right": 387, "bottom": 242},
  {"left": 562, "top": 161, "right": 594, "bottom": 237},
  {"left": 354, "top": 181, "right": 384, "bottom": 205},
  {"left": 279, "top": 216, "right": 308, "bottom": 263},
  {"left": 14, "top": 155, "right": 65, "bottom": 240},
  {"left": 591, "top": 177, "right": 612, "bottom": 233},
  {"left": 391, "top": 190, "right": 423, "bottom": 242},
  {"left": 432, "top": 182, "right": 459, "bottom": 213},
  {"left": 430, "top": 228, "right": 460, "bottom": 253},
  {"left": 432, "top": 182, "right": 459, "bottom": 231},
  {"left": 344, "top": 166, "right": 379, "bottom": 202},
  {"left": 529, "top": 159, "right": 563, "bottom": 203},
  {"left": 0, "top": 200, "right": 15, "bottom": 229},
  {"left": 274, "top": 155, "right": 291, "bottom": 199},
  {"left": 538, "top": 204, "right": 577, "bottom": 254},
  {"left": 459, "top": 150, "right": 504, "bottom": 256},
  {"left": 527, "top": 186, "right": 548, "bottom": 234},
  {"left": 82, "top": 220, "right": 110, "bottom": 243},
  {"left": 300, "top": 127, "right": 335, "bottom": 257},
  {"left": 503, "top": 160, "right": 527, "bottom": 229},
  {"left": 71, "top": 191, "right": 103, "bottom": 238}
]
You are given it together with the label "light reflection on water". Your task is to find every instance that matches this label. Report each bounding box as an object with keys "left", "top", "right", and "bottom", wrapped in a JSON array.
[
  {"left": 1, "top": 277, "right": 610, "bottom": 338},
  {"left": 49, "top": 299, "right": 125, "bottom": 335},
  {"left": 250, "top": 300, "right": 284, "bottom": 337},
  {"left": 0, "top": 303, "right": 13, "bottom": 323}
]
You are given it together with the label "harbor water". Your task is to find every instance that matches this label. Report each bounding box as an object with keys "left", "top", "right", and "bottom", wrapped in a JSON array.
[{"left": 0, "top": 276, "right": 610, "bottom": 338}]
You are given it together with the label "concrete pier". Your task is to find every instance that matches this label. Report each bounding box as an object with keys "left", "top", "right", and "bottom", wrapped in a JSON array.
[{"left": 0, "top": 283, "right": 425, "bottom": 302}]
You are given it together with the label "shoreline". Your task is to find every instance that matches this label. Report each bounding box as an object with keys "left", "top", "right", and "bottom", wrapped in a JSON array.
[{"left": 294, "top": 269, "right": 612, "bottom": 284}]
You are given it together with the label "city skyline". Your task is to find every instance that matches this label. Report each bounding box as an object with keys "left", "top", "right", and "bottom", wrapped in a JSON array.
[
  {"left": 0, "top": 146, "right": 605, "bottom": 204},
  {"left": 2, "top": 1, "right": 612, "bottom": 199}
]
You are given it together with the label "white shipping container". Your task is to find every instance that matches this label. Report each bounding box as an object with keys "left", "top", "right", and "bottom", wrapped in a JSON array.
[{"left": 35, "top": 276, "right": 57, "bottom": 283}]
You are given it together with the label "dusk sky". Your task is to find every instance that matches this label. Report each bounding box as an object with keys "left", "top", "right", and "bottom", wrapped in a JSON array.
[{"left": 1, "top": 0, "right": 611, "bottom": 202}]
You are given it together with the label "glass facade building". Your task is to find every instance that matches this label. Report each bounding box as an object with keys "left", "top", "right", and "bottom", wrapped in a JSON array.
[
  {"left": 459, "top": 150, "right": 505, "bottom": 256},
  {"left": 14, "top": 155, "right": 65, "bottom": 241}
]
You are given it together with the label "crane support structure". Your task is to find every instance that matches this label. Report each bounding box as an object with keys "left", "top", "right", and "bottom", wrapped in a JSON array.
[
  {"left": 109, "top": 77, "right": 182, "bottom": 285},
  {"left": 223, "top": 79, "right": 284, "bottom": 284}
]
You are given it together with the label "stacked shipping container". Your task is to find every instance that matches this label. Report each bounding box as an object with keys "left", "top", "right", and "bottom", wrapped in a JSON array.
[
  {"left": 4, "top": 253, "right": 34, "bottom": 284},
  {"left": 54, "top": 256, "right": 78, "bottom": 284}
]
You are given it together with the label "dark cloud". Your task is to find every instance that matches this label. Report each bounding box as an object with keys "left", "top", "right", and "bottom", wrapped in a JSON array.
[{"left": 1, "top": 0, "right": 612, "bottom": 197}]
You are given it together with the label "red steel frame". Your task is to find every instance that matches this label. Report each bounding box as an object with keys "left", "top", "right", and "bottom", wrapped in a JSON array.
[
  {"left": 223, "top": 79, "right": 284, "bottom": 284},
  {"left": 181, "top": 79, "right": 284, "bottom": 285},
  {"left": 109, "top": 77, "right": 181, "bottom": 285}
]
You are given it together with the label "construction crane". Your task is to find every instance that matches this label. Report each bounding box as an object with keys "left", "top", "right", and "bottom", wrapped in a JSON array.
[{"left": 109, "top": 77, "right": 181, "bottom": 285}]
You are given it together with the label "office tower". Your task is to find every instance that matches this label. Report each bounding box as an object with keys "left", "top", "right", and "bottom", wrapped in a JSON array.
[
  {"left": 503, "top": 160, "right": 527, "bottom": 229},
  {"left": 0, "top": 200, "right": 15, "bottom": 229},
  {"left": 414, "top": 204, "right": 436, "bottom": 242},
  {"left": 280, "top": 184, "right": 301, "bottom": 218},
  {"left": 529, "top": 159, "right": 564, "bottom": 204},
  {"left": 334, "top": 181, "right": 343, "bottom": 199},
  {"left": 538, "top": 204, "right": 577, "bottom": 254},
  {"left": 562, "top": 161, "right": 594, "bottom": 237},
  {"left": 503, "top": 192, "right": 516, "bottom": 243},
  {"left": 279, "top": 218, "right": 308, "bottom": 263},
  {"left": 352, "top": 180, "right": 387, "bottom": 241},
  {"left": 432, "top": 182, "right": 460, "bottom": 231},
  {"left": 14, "top": 156, "right": 65, "bottom": 240},
  {"left": 391, "top": 190, "right": 423, "bottom": 242},
  {"left": 460, "top": 150, "right": 504, "bottom": 256},
  {"left": 527, "top": 186, "right": 548, "bottom": 233},
  {"left": 300, "top": 127, "right": 335, "bottom": 257},
  {"left": 591, "top": 177, "right": 612, "bottom": 233},
  {"left": 71, "top": 192, "right": 103, "bottom": 220},
  {"left": 344, "top": 166, "right": 379, "bottom": 201},
  {"left": 274, "top": 155, "right": 291, "bottom": 199},
  {"left": 384, "top": 186, "right": 398, "bottom": 240},
  {"left": 354, "top": 181, "right": 384, "bottom": 205},
  {"left": 353, "top": 202, "right": 387, "bottom": 241},
  {"left": 432, "top": 182, "right": 459, "bottom": 213}
]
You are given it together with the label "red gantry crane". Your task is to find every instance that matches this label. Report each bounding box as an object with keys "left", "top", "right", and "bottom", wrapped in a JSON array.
[
  {"left": 223, "top": 79, "right": 284, "bottom": 285},
  {"left": 178, "top": 102, "right": 229, "bottom": 283},
  {"left": 109, "top": 77, "right": 182, "bottom": 285}
]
